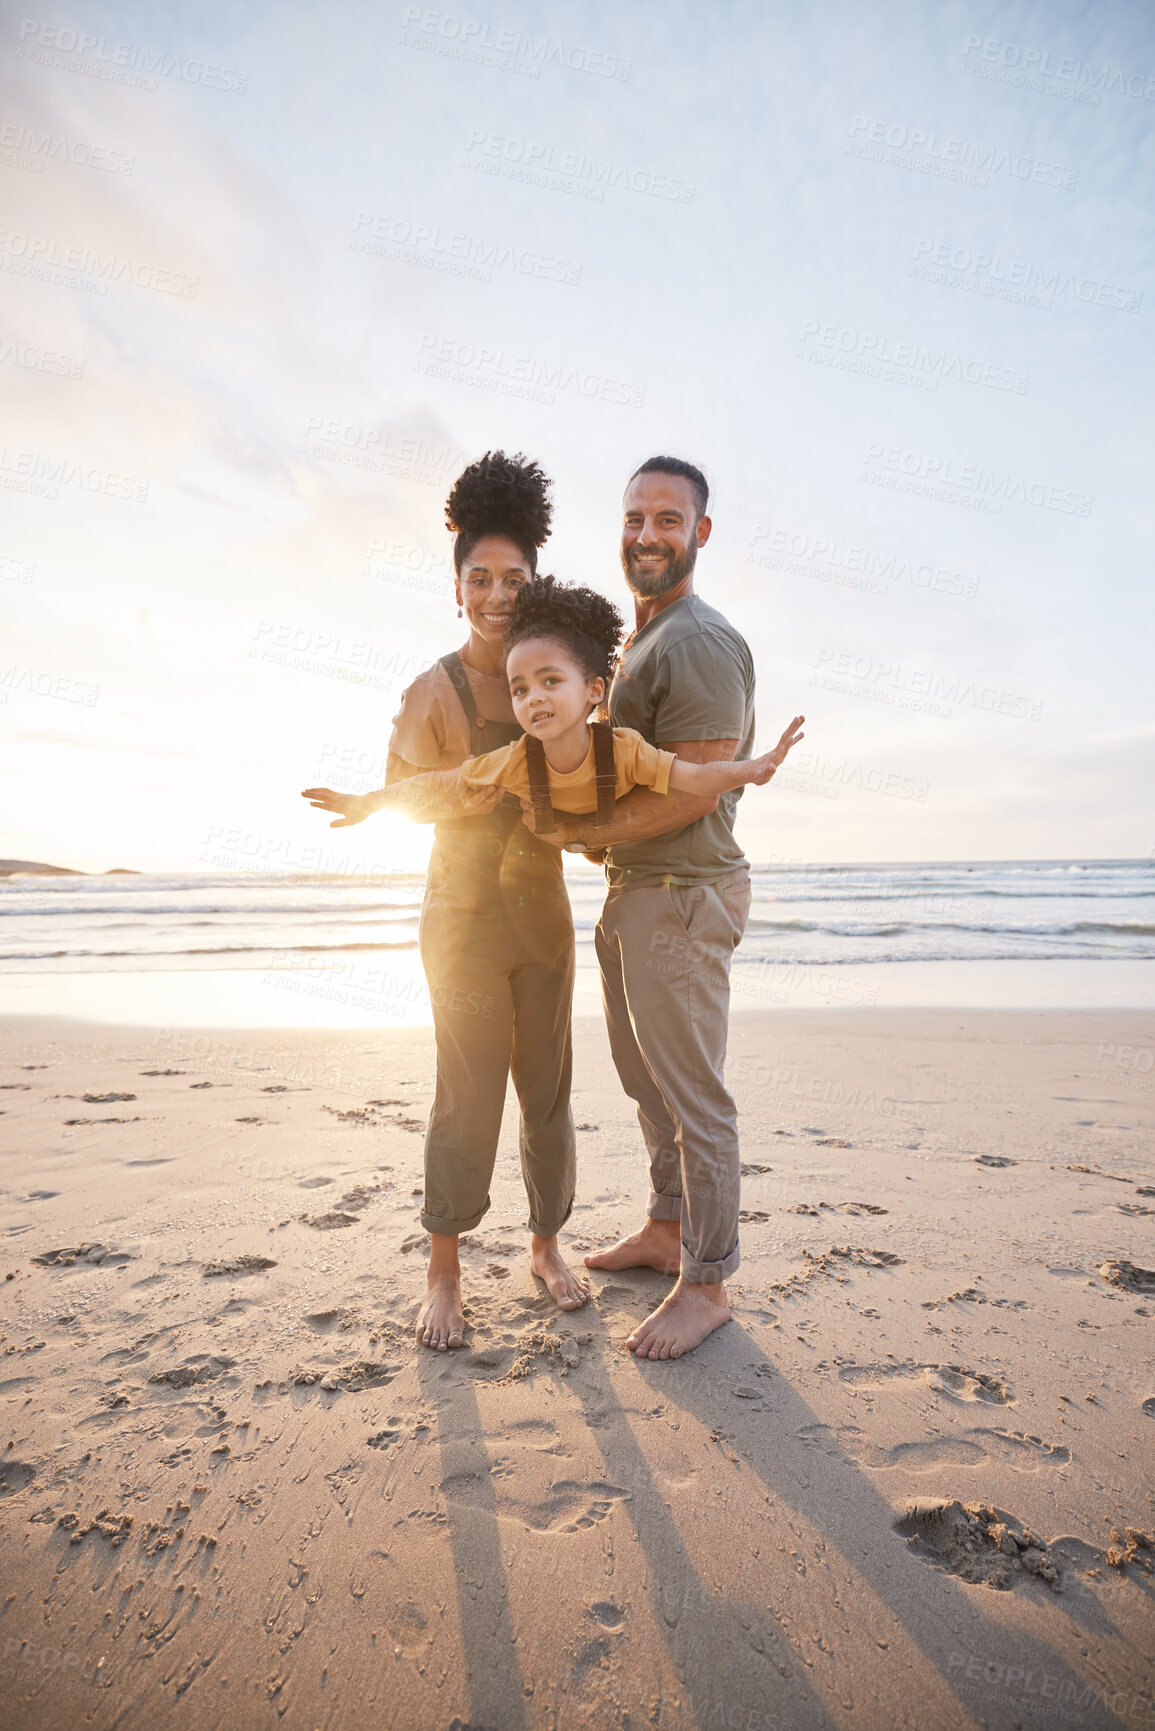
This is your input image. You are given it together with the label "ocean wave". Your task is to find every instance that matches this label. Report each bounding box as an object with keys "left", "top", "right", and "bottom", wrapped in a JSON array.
[
  {"left": 1, "top": 939, "right": 420, "bottom": 961},
  {"left": 0, "top": 899, "right": 423, "bottom": 919},
  {"left": 746, "top": 918, "right": 1155, "bottom": 938}
]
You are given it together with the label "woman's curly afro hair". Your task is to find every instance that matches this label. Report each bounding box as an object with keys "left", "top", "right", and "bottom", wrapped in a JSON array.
[
  {"left": 444, "top": 450, "right": 553, "bottom": 575},
  {"left": 504, "top": 575, "right": 624, "bottom": 687}
]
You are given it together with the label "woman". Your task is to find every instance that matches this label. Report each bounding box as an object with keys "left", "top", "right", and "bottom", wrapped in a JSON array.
[{"left": 303, "top": 451, "right": 589, "bottom": 1350}]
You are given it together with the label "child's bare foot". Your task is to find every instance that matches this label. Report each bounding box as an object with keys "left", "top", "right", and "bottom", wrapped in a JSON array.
[
  {"left": 584, "top": 1216, "right": 680, "bottom": 1275},
  {"left": 416, "top": 1231, "right": 465, "bottom": 1351},
  {"left": 530, "top": 1233, "right": 591, "bottom": 1310},
  {"left": 627, "top": 1276, "right": 730, "bottom": 1360}
]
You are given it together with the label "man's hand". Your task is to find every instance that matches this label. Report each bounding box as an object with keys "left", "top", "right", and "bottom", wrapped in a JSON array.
[
  {"left": 746, "top": 714, "right": 805, "bottom": 786},
  {"left": 520, "top": 798, "right": 568, "bottom": 847},
  {"left": 301, "top": 787, "right": 374, "bottom": 828}
]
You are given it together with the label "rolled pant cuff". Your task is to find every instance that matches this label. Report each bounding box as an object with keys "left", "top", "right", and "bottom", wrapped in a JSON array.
[
  {"left": 680, "top": 1241, "right": 740, "bottom": 1284},
  {"left": 647, "top": 1190, "right": 683, "bottom": 1222},
  {"left": 420, "top": 1205, "right": 488, "bottom": 1237},
  {"left": 527, "top": 1195, "right": 575, "bottom": 1239}
]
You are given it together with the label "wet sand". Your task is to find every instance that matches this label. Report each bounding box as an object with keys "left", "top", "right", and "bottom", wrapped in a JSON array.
[{"left": 1, "top": 1008, "right": 1153, "bottom": 1730}]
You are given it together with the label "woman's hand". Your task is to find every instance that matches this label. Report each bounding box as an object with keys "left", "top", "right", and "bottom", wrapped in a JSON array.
[
  {"left": 301, "top": 787, "right": 374, "bottom": 828},
  {"left": 746, "top": 714, "right": 805, "bottom": 786}
]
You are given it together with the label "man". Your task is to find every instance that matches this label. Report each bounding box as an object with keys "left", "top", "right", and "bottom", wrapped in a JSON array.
[{"left": 543, "top": 456, "right": 764, "bottom": 1359}]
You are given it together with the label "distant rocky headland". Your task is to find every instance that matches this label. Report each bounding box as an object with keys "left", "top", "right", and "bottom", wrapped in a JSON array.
[{"left": 0, "top": 861, "right": 139, "bottom": 877}]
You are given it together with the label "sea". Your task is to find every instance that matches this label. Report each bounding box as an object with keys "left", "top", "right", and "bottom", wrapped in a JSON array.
[{"left": 2, "top": 859, "right": 1153, "bottom": 1026}]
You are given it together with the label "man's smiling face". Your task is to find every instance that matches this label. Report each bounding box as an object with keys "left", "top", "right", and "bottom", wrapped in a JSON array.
[{"left": 620, "top": 472, "right": 710, "bottom": 601}]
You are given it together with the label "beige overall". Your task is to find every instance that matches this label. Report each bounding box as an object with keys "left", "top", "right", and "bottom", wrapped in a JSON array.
[{"left": 415, "top": 653, "right": 576, "bottom": 1238}]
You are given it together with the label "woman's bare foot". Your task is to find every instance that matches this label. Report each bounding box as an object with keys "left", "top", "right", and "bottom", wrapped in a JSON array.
[
  {"left": 583, "top": 1216, "right": 681, "bottom": 1275},
  {"left": 530, "top": 1233, "right": 591, "bottom": 1310},
  {"left": 627, "top": 1276, "right": 730, "bottom": 1360},
  {"left": 416, "top": 1232, "right": 466, "bottom": 1351}
]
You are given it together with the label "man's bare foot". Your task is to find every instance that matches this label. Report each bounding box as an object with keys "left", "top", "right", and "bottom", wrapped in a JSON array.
[
  {"left": 530, "top": 1234, "right": 591, "bottom": 1310},
  {"left": 416, "top": 1232, "right": 465, "bottom": 1351},
  {"left": 583, "top": 1216, "right": 681, "bottom": 1275},
  {"left": 627, "top": 1276, "right": 730, "bottom": 1360}
]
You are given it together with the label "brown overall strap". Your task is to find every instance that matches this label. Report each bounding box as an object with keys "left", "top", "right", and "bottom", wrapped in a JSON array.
[
  {"left": 440, "top": 651, "right": 490, "bottom": 738},
  {"left": 523, "top": 733, "right": 557, "bottom": 834},
  {"left": 591, "top": 721, "right": 616, "bottom": 827}
]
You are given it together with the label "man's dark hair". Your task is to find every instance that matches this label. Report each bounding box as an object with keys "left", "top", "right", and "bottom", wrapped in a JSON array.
[{"left": 628, "top": 455, "right": 709, "bottom": 519}]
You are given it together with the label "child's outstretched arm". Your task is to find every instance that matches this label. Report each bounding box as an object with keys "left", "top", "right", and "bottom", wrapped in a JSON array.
[
  {"left": 301, "top": 768, "right": 501, "bottom": 828},
  {"left": 666, "top": 715, "right": 805, "bottom": 798}
]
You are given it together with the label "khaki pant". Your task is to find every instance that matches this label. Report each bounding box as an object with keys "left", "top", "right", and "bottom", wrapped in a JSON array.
[
  {"left": 418, "top": 841, "right": 576, "bottom": 1238},
  {"left": 595, "top": 869, "right": 750, "bottom": 1282}
]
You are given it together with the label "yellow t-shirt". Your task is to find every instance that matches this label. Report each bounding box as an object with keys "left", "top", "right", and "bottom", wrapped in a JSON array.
[{"left": 458, "top": 727, "right": 675, "bottom": 814}]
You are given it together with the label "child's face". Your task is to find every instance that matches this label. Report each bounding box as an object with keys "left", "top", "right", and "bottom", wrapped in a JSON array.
[{"left": 506, "top": 636, "right": 605, "bottom": 744}]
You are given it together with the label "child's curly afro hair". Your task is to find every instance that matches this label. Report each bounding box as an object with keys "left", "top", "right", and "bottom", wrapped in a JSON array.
[
  {"left": 444, "top": 450, "right": 553, "bottom": 575},
  {"left": 504, "top": 574, "right": 624, "bottom": 687}
]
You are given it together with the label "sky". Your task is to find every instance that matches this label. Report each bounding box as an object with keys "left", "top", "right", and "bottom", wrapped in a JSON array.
[{"left": 2, "top": 0, "right": 1153, "bottom": 874}]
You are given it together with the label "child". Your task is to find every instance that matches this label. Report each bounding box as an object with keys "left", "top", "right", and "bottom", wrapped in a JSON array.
[{"left": 342, "top": 576, "right": 804, "bottom": 830}]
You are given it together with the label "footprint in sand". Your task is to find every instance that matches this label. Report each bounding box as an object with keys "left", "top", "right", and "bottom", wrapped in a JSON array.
[
  {"left": 790, "top": 1201, "right": 889, "bottom": 1218},
  {"left": 149, "top": 1354, "right": 236, "bottom": 1389},
  {"left": 367, "top": 1422, "right": 404, "bottom": 1450},
  {"left": 64, "top": 1116, "right": 143, "bottom": 1126},
  {"left": 924, "top": 1366, "right": 1014, "bottom": 1404},
  {"left": 798, "top": 1423, "right": 984, "bottom": 1471},
  {"left": 800, "top": 1424, "right": 1067, "bottom": 1474},
  {"left": 896, "top": 1501, "right": 1061, "bottom": 1591},
  {"left": 1099, "top": 1259, "right": 1155, "bottom": 1294},
  {"left": 305, "top": 1308, "right": 356, "bottom": 1333},
  {"left": 0, "top": 1459, "right": 36, "bottom": 1495},
  {"left": 291, "top": 1359, "right": 398, "bottom": 1393},
  {"left": 32, "top": 1243, "right": 134, "bottom": 1268},
  {"left": 201, "top": 1255, "right": 276, "bottom": 1278},
  {"left": 837, "top": 1361, "right": 1013, "bottom": 1404},
  {"left": 439, "top": 1454, "right": 632, "bottom": 1532}
]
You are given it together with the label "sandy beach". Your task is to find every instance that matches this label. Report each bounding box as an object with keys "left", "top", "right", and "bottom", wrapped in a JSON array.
[{"left": 1, "top": 1007, "right": 1153, "bottom": 1730}]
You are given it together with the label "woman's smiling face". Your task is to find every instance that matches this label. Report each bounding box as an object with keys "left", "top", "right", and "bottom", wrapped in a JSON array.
[{"left": 456, "top": 535, "right": 532, "bottom": 648}]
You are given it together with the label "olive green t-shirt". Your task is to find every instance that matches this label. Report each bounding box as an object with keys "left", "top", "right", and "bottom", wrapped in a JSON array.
[{"left": 605, "top": 593, "right": 755, "bottom": 889}]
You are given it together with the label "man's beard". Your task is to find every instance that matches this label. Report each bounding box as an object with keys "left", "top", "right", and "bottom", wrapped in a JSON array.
[{"left": 621, "top": 538, "right": 697, "bottom": 599}]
